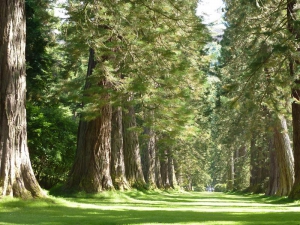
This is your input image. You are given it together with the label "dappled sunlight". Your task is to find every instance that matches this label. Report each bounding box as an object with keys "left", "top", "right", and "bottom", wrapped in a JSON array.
[{"left": 1, "top": 192, "right": 300, "bottom": 225}]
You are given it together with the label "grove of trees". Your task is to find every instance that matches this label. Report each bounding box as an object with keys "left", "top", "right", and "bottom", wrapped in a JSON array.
[{"left": 2, "top": 0, "right": 300, "bottom": 200}]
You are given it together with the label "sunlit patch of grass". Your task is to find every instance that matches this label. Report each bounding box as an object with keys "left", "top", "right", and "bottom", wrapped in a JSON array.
[{"left": 0, "top": 190, "right": 300, "bottom": 224}]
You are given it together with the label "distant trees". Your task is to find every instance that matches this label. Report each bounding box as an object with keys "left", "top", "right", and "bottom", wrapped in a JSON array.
[
  {"left": 215, "top": 0, "right": 298, "bottom": 197},
  {"left": 61, "top": 0, "right": 210, "bottom": 192}
]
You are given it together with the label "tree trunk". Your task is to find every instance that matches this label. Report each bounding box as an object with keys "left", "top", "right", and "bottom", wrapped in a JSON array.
[
  {"left": 248, "top": 135, "right": 269, "bottom": 193},
  {"left": 66, "top": 49, "right": 113, "bottom": 192},
  {"left": 143, "top": 116, "right": 156, "bottom": 188},
  {"left": 155, "top": 152, "right": 163, "bottom": 188},
  {"left": 288, "top": 0, "right": 300, "bottom": 200},
  {"left": 0, "top": 0, "right": 44, "bottom": 198},
  {"left": 227, "top": 151, "right": 234, "bottom": 191},
  {"left": 234, "top": 146, "right": 248, "bottom": 191},
  {"left": 272, "top": 115, "right": 294, "bottom": 196},
  {"left": 122, "top": 98, "right": 145, "bottom": 188},
  {"left": 111, "top": 106, "right": 129, "bottom": 190},
  {"left": 266, "top": 137, "right": 278, "bottom": 196},
  {"left": 160, "top": 150, "right": 170, "bottom": 189},
  {"left": 174, "top": 159, "right": 183, "bottom": 187},
  {"left": 167, "top": 150, "right": 178, "bottom": 189},
  {"left": 290, "top": 99, "right": 300, "bottom": 199}
]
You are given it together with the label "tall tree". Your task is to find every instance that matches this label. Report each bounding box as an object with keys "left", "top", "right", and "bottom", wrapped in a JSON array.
[
  {"left": 0, "top": 0, "right": 44, "bottom": 197},
  {"left": 219, "top": 0, "right": 297, "bottom": 195},
  {"left": 111, "top": 106, "right": 129, "bottom": 190},
  {"left": 122, "top": 99, "right": 146, "bottom": 187},
  {"left": 288, "top": 0, "right": 300, "bottom": 199},
  {"left": 66, "top": 49, "right": 113, "bottom": 192},
  {"left": 62, "top": 0, "right": 209, "bottom": 191},
  {"left": 271, "top": 115, "right": 294, "bottom": 196}
]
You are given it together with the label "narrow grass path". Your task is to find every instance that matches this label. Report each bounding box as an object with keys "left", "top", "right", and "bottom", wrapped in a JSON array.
[{"left": 1, "top": 191, "right": 300, "bottom": 224}]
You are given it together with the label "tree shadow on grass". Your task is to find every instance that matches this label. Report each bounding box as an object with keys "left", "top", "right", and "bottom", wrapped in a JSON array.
[{"left": 1, "top": 201, "right": 300, "bottom": 225}]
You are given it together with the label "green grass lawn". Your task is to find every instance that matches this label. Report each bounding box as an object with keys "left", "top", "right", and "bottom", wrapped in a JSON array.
[{"left": 0, "top": 190, "right": 300, "bottom": 225}]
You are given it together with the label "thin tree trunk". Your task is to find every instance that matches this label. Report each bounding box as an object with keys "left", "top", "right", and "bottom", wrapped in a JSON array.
[
  {"left": 266, "top": 137, "right": 278, "bottom": 196},
  {"left": 249, "top": 134, "right": 269, "bottom": 193},
  {"left": 234, "top": 146, "right": 247, "bottom": 191},
  {"left": 66, "top": 49, "right": 113, "bottom": 192},
  {"left": 111, "top": 106, "right": 129, "bottom": 190},
  {"left": 155, "top": 152, "right": 163, "bottom": 188},
  {"left": 160, "top": 150, "right": 170, "bottom": 189},
  {"left": 0, "top": 0, "right": 44, "bottom": 198},
  {"left": 143, "top": 112, "right": 156, "bottom": 188},
  {"left": 122, "top": 98, "right": 145, "bottom": 187},
  {"left": 272, "top": 115, "right": 294, "bottom": 196},
  {"left": 167, "top": 150, "right": 178, "bottom": 189},
  {"left": 174, "top": 159, "right": 183, "bottom": 187},
  {"left": 227, "top": 151, "right": 234, "bottom": 191}
]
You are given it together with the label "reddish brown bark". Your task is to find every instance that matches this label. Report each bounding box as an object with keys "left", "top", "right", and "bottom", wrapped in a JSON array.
[
  {"left": 66, "top": 49, "right": 113, "bottom": 192},
  {"left": 0, "top": 0, "right": 44, "bottom": 198},
  {"left": 287, "top": 0, "right": 300, "bottom": 199},
  {"left": 122, "top": 98, "right": 145, "bottom": 187},
  {"left": 111, "top": 106, "right": 129, "bottom": 190}
]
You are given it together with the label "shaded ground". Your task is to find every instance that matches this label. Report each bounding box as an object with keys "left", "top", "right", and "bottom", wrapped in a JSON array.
[{"left": 0, "top": 191, "right": 299, "bottom": 224}]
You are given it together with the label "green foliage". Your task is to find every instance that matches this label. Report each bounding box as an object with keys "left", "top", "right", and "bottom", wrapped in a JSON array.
[
  {"left": 214, "top": 183, "right": 227, "bottom": 192},
  {"left": 27, "top": 103, "right": 77, "bottom": 189},
  {"left": 25, "top": 0, "right": 78, "bottom": 189}
]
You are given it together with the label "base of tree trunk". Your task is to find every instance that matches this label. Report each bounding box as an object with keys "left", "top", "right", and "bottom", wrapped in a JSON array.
[{"left": 289, "top": 183, "right": 300, "bottom": 200}]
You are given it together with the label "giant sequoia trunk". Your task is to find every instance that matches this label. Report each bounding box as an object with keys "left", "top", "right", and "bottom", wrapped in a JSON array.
[
  {"left": 167, "top": 150, "right": 178, "bottom": 189},
  {"left": 248, "top": 135, "right": 269, "bottom": 193},
  {"left": 290, "top": 97, "right": 300, "bottom": 198},
  {"left": 66, "top": 49, "right": 113, "bottom": 192},
  {"left": 111, "top": 106, "right": 129, "bottom": 190},
  {"left": 122, "top": 98, "right": 145, "bottom": 187},
  {"left": 142, "top": 112, "right": 156, "bottom": 188},
  {"left": 272, "top": 116, "right": 294, "bottom": 196},
  {"left": 155, "top": 153, "right": 163, "bottom": 188},
  {"left": 234, "top": 146, "right": 248, "bottom": 191},
  {"left": 266, "top": 137, "right": 278, "bottom": 196},
  {"left": 0, "top": 0, "right": 44, "bottom": 198},
  {"left": 288, "top": 0, "right": 300, "bottom": 199}
]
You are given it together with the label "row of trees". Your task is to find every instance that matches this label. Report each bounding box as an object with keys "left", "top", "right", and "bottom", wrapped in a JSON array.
[
  {"left": 0, "top": 0, "right": 212, "bottom": 197},
  {"left": 3, "top": 0, "right": 300, "bottom": 199},
  {"left": 210, "top": 0, "right": 300, "bottom": 198}
]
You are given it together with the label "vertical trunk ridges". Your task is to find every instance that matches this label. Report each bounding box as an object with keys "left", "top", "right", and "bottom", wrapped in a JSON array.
[
  {"left": 111, "top": 106, "right": 129, "bottom": 190},
  {"left": 142, "top": 112, "right": 157, "bottom": 189},
  {"left": 0, "top": 0, "right": 44, "bottom": 198},
  {"left": 273, "top": 115, "right": 294, "bottom": 196},
  {"left": 65, "top": 49, "right": 113, "bottom": 192},
  {"left": 167, "top": 150, "right": 178, "bottom": 189},
  {"left": 288, "top": 0, "right": 300, "bottom": 200},
  {"left": 122, "top": 98, "right": 145, "bottom": 187}
]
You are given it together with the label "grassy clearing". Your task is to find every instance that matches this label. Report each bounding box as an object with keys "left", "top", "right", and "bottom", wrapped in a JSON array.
[{"left": 0, "top": 190, "right": 300, "bottom": 225}]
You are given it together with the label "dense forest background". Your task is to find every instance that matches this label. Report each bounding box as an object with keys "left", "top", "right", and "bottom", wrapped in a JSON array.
[{"left": 2, "top": 0, "right": 300, "bottom": 199}]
